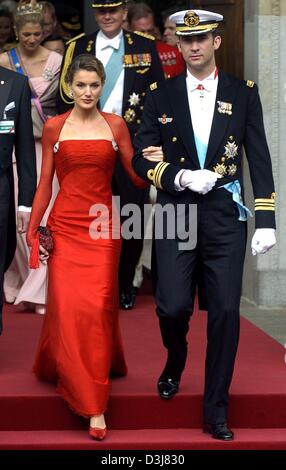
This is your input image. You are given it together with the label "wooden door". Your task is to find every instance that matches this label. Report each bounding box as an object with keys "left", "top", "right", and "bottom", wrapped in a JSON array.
[
  {"left": 149, "top": 0, "right": 244, "bottom": 79},
  {"left": 196, "top": 0, "right": 244, "bottom": 78}
]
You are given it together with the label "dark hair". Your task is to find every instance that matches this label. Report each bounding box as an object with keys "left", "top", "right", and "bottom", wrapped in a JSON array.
[
  {"left": 161, "top": 7, "right": 179, "bottom": 23},
  {"left": 127, "top": 2, "right": 154, "bottom": 25},
  {"left": 42, "top": 33, "right": 64, "bottom": 44},
  {"left": 0, "top": 8, "right": 12, "bottom": 20},
  {"left": 65, "top": 54, "right": 106, "bottom": 85}
]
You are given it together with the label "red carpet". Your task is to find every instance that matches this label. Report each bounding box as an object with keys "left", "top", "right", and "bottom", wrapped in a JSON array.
[{"left": 0, "top": 295, "right": 286, "bottom": 450}]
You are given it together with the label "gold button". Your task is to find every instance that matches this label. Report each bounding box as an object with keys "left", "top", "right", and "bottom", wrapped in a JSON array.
[
  {"left": 137, "top": 119, "right": 141, "bottom": 124},
  {"left": 142, "top": 92, "right": 146, "bottom": 97},
  {"left": 140, "top": 106, "right": 144, "bottom": 110},
  {"left": 229, "top": 136, "right": 234, "bottom": 141},
  {"left": 221, "top": 157, "right": 226, "bottom": 162},
  {"left": 172, "top": 137, "right": 177, "bottom": 142},
  {"left": 179, "top": 157, "right": 185, "bottom": 163}
]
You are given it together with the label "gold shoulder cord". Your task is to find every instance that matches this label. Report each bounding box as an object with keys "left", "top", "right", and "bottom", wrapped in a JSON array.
[
  {"left": 60, "top": 41, "right": 76, "bottom": 105},
  {"left": 134, "top": 30, "right": 155, "bottom": 41}
]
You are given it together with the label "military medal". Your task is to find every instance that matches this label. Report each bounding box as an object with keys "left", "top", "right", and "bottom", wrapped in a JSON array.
[
  {"left": 213, "top": 163, "right": 228, "bottom": 176},
  {"left": 124, "top": 108, "right": 136, "bottom": 123},
  {"left": 0, "top": 120, "right": 15, "bottom": 134},
  {"left": 217, "top": 101, "right": 233, "bottom": 115},
  {"left": 123, "top": 53, "right": 151, "bottom": 68},
  {"left": 128, "top": 93, "right": 140, "bottom": 107},
  {"left": 224, "top": 140, "right": 238, "bottom": 159},
  {"left": 228, "top": 164, "right": 237, "bottom": 176}
]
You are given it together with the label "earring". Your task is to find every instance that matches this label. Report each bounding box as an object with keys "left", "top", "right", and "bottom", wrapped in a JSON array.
[{"left": 69, "top": 90, "right": 74, "bottom": 98}]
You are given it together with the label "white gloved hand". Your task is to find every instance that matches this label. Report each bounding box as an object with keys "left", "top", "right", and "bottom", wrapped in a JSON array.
[
  {"left": 180, "top": 169, "right": 222, "bottom": 195},
  {"left": 251, "top": 228, "right": 276, "bottom": 255}
]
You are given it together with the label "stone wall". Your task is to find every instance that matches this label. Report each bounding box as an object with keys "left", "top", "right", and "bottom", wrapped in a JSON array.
[{"left": 243, "top": 0, "right": 286, "bottom": 307}]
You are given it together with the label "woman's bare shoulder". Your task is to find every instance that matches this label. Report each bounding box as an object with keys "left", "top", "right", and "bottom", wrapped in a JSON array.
[{"left": 0, "top": 52, "right": 11, "bottom": 70}]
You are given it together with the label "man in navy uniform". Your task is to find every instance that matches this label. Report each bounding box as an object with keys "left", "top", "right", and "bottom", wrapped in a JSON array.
[
  {"left": 132, "top": 9, "right": 276, "bottom": 440},
  {"left": 58, "top": 0, "right": 164, "bottom": 310},
  {"left": 0, "top": 66, "right": 36, "bottom": 334}
]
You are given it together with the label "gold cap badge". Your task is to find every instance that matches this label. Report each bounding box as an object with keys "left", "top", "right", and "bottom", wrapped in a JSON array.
[{"left": 184, "top": 11, "right": 200, "bottom": 27}]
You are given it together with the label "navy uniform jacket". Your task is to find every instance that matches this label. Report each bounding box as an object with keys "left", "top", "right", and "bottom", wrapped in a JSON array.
[
  {"left": 57, "top": 30, "right": 164, "bottom": 139},
  {"left": 132, "top": 70, "right": 276, "bottom": 229},
  {"left": 0, "top": 66, "right": 36, "bottom": 270}
]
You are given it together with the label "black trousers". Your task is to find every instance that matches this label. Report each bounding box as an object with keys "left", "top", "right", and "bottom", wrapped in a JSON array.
[
  {"left": 155, "top": 189, "right": 247, "bottom": 424},
  {"left": 0, "top": 171, "right": 10, "bottom": 335},
  {"left": 113, "top": 159, "right": 148, "bottom": 292}
]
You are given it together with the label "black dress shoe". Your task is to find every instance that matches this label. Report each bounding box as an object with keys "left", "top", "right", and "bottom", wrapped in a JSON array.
[
  {"left": 203, "top": 423, "right": 234, "bottom": 441},
  {"left": 120, "top": 287, "right": 137, "bottom": 310},
  {"left": 157, "top": 377, "right": 179, "bottom": 399}
]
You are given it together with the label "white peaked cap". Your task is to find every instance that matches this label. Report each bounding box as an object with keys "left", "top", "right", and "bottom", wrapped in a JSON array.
[{"left": 170, "top": 9, "right": 223, "bottom": 36}]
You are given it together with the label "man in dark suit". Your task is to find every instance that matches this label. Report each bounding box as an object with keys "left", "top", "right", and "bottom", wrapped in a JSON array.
[
  {"left": 57, "top": 0, "right": 164, "bottom": 310},
  {"left": 132, "top": 9, "right": 276, "bottom": 440},
  {"left": 0, "top": 66, "right": 36, "bottom": 334}
]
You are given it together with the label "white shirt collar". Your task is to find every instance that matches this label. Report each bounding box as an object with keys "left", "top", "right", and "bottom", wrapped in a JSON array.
[
  {"left": 97, "top": 29, "right": 123, "bottom": 51},
  {"left": 186, "top": 68, "right": 218, "bottom": 93}
]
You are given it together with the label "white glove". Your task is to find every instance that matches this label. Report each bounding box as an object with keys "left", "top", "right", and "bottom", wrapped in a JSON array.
[
  {"left": 251, "top": 228, "right": 276, "bottom": 255},
  {"left": 180, "top": 169, "right": 222, "bottom": 195}
]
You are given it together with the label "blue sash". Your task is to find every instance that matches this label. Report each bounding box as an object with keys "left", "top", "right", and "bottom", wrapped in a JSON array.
[
  {"left": 99, "top": 36, "right": 124, "bottom": 110},
  {"left": 9, "top": 47, "right": 25, "bottom": 75},
  {"left": 8, "top": 48, "right": 47, "bottom": 123},
  {"left": 194, "top": 135, "right": 208, "bottom": 169},
  {"left": 223, "top": 180, "right": 252, "bottom": 221}
]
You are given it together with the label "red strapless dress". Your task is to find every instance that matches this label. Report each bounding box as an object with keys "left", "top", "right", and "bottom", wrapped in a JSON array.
[{"left": 33, "top": 140, "right": 127, "bottom": 417}]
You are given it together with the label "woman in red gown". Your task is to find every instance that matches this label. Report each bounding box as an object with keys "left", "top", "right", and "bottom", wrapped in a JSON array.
[{"left": 26, "top": 54, "right": 162, "bottom": 440}]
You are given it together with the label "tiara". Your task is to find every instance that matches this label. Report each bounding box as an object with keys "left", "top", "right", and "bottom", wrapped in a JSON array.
[{"left": 16, "top": 0, "right": 43, "bottom": 16}]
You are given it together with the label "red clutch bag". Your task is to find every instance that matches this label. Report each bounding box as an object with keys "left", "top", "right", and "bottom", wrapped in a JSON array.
[{"left": 38, "top": 226, "right": 54, "bottom": 253}]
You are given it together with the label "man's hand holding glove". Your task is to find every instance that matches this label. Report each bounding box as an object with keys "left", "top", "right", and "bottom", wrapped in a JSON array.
[
  {"left": 179, "top": 169, "right": 222, "bottom": 195},
  {"left": 251, "top": 228, "right": 276, "bottom": 255}
]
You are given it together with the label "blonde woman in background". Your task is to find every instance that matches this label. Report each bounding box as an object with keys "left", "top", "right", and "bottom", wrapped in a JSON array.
[{"left": 0, "top": 0, "right": 62, "bottom": 314}]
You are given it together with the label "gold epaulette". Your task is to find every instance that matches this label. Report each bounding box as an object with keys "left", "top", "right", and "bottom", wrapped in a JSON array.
[
  {"left": 147, "top": 162, "right": 170, "bottom": 190},
  {"left": 255, "top": 193, "right": 276, "bottom": 211},
  {"left": 150, "top": 82, "right": 157, "bottom": 91},
  {"left": 134, "top": 30, "right": 155, "bottom": 41},
  {"left": 65, "top": 32, "right": 85, "bottom": 46},
  {"left": 246, "top": 80, "right": 255, "bottom": 88},
  {"left": 60, "top": 41, "right": 77, "bottom": 105}
]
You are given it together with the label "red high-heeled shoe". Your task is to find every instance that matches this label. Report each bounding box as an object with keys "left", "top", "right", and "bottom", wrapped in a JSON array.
[{"left": 89, "top": 426, "right": 107, "bottom": 440}]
